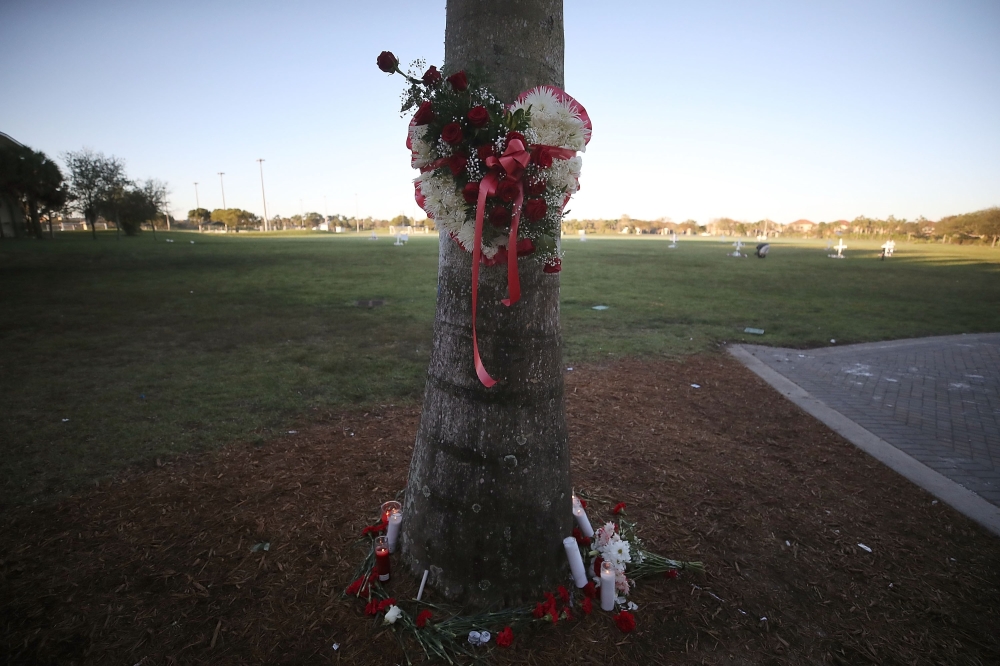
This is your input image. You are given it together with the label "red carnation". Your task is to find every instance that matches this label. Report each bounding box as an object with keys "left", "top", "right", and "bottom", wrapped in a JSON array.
[
  {"left": 582, "top": 597, "right": 593, "bottom": 615},
  {"left": 365, "top": 599, "right": 379, "bottom": 616},
  {"left": 412, "top": 101, "right": 434, "bottom": 125},
  {"left": 448, "top": 152, "right": 467, "bottom": 176},
  {"left": 476, "top": 144, "right": 495, "bottom": 161},
  {"left": 462, "top": 181, "right": 480, "bottom": 204},
  {"left": 376, "top": 51, "right": 398, "bottom": 74},
  {"left": 562, "top": 606, "right": 574, "bottom": 621},
  {"left": 543, "top": 258, "right": 562, "bottom": 274},
  {"left": 580, "top": 498, "right": 588, "bottom": 509},
  {"left": 496, "top": 179, "right": 520, "bottom": 203},
  {"left": 361, "top": 518, "right": 388, "bottom": 536},
  {"left": 593, "top": 556, "right": 604, "bottom": 577},
  {"left": 573, "top": 527, "right": 589, "bottom": 547},
  {"left": 533, "top": 602, "right": 545, "bottom": 619},
  {"left": 527, "top": 179, "right": 547, "bottom": 196},
  {"left": 613, "top": 502, "right": 627, "bottom": 515},
  {"left": 377, "top": 598, "right": 396, "bottom": 612},
  {"left": 447, "top": 70, "right": 468, "bottom": 91},
  {"left": 583, "top": 581, "right": 597, "bottom": 599},
  {"left": 516, "top": 238, "right": 535, "bottom": 256},
  {"left": 496, "top": 626, "right": 513, "bottom": 648},
  {"left": 665, "top": 569, "right": 679, "bottom": 579},
  {"left": 422, "top": 65, "right": 442, "bottom": 85},
  {"left": 416, "top": 609, "right": 433, "bottom": 628},
  {"left": 524, "top": 198, "right": 547, "bottom": 222},
  {"left": 614, "top": 610, "right": 637, "bottom": 633},
  {"left": 441, "top": 122, "right": 464, "bottom": 145},
  {"left": 467, "top": 105, "right": 489, "bottom": 127},
  {"left": 345, "top": 575, "right": 365, "bottom": 596},
  {"left": 489, "top": 205, "right": 510, "bottom": 228},
  {"left": 557, "top": 585, "right": 570, "bottom": 604}
]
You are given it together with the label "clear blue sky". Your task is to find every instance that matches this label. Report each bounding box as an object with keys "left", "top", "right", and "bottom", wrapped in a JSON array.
[{"left": 2, "top": 0, "right": 997, "bottom": 224}]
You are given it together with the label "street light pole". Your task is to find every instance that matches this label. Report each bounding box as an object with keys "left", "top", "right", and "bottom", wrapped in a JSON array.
[
  {"left": 218, "top": 172, "right": 226, "bottom": 209},
  {"left": 194, "top": 182, "right": 200, "bottom": 210},
  {"left": 257, "top": 159, "right": 269, "bottom": 232}
]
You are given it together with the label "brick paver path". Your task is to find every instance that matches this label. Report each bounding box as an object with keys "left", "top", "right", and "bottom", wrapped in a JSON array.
[{"left": 740, "top": 333, "right": 1000, "bottom": 507}]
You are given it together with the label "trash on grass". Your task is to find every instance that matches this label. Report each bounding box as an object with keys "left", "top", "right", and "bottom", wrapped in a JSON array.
[
  {"left": 857, "top": 543, "right": 872, "bottom": 553},
  {"left": 743, "top": 327, "right": 765, "bottom": 335},
  {"left": 690, "top": 384, "right": 701, "bottom": 389},
  {"left": 251, "top": 542, "right": 270, "bottom": 552},
  {"left": 592, "top": 305, "right": 609, "bottom": 310}
]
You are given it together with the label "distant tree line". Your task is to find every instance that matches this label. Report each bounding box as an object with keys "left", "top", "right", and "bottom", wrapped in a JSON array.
[{"left": 184, "top": 209, "right": 432, "bottom": 233}]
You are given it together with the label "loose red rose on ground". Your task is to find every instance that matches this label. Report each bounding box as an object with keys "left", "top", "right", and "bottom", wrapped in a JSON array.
[
  {"left": 476, "top": 144, "right": 494, "bottom": 161},
  {"left": 496, "top": 626, "right": 513, "bottom": 648},
  {"left": 613, "top": 502, "right": 627, "bottom": 514},
  {"left": 467, "top": 105, "right": 489, "bottom": 127},
  {"left": 448, "top": 153, "right": 467, "bottom": 176},
  {"left": 441, "top": 122, "right": 464, "bottom": 145},
  {"left": 666, "top": 569, "right": 679, "bottom": 579},
  {"left": 462, "top": 182, "right": 480, "bottom": 204},
  {"left": 489, "top": 205, "right": 510, "bottom": 228},
  {"left": 525, "top": 198, "right": 547, "bottom": 222},
  {"left": 527, "top": 179, "right": 546, "bottom": 196},
  {"left": 447, "top": 70, "right": 468, "bottom": 91},
  {"left": 416, "top": 609, "right": 433, "bottom": 628},
  {"left": 496, "top": 179, "right": 520, "bottom": 203},
  {"left": 376, "top": 51, "right": 398, "bottom": 73},
  {"left": 543, "top": 258, "right": 562, "bottom": 274},
  {"left": 516, "top": 238, "right": 535, "bottom": 256},
  {"left": 583, "top": 581, "right": 597, "bottom": 598},
  {"left": 614, "top": 610, "right": 637, "bottom": 633},
  {"left": 593, "top": 556, "right": 603, "bottom": 576},
  {"left": 557, "top": 585, "right": 570, "bottom": 604},
  {"left": 582, "top": 597, "right": 593, "bottom": 615},
  {"left": 377, "top": 598, "right": 396, "bottom": 612},
  {"left": 412, "top": 101, "right": 434, "bottom": 125},
  {"left": 365, "top": 599, "right": 379, "bottom": 616},
  {"left": 422, "top": 65, "right": 442, "bottom": 85}
]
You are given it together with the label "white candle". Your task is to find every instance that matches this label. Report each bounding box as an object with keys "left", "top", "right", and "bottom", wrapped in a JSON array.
[
  {"left": 416, "top": 569, "right": 429, "bottom": 601},
  {"left": 600, "top": 560, "right": 616, "bottom": 611},
  {"left": 563, "top": 537, "right": 588, "bottom": 588},
  {"left": 572, "top": 495, "right": 594, "bottom": 538},
  {"left": 387, "top": 508, "right": 402, "bottom": 553}
]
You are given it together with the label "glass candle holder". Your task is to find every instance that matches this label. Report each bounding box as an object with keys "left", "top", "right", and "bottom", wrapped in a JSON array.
[
  {"left": 375, "top": 535, "right": 391, "bottom": 582},
  {"left": 380, "top": 500, "right": 402, "bottom": 523}
]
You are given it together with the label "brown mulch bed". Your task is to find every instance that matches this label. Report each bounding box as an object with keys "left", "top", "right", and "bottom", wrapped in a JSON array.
[{"left": 2, "top": 354, "right": 999, "bottom": 665}]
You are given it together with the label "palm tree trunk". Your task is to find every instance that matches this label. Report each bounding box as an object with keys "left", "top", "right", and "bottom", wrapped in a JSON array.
[{"left": 400, "top": 0, "right": 571, "bottom": 608}]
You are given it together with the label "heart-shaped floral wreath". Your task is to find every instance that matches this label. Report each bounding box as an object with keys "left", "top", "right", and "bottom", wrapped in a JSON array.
[{"left": 378, "top": 51, "right": 592, "bottom": 386}]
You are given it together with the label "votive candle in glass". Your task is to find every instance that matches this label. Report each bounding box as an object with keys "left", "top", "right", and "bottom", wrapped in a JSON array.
[
  {"left": 375, "top": 536, "right": 391, "bottom": 582},
  {"left": 386, "top": 507, "right": 402, "bottom": 553},
  {"left": 600, "top": 560, "right": 616, "bottom": 611},
  {"left": 380, "top": 500, "right": 401, "bottom": 524}
]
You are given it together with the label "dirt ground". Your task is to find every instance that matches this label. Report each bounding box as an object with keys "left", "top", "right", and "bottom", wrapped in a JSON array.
[{"left": 2, "top": 354, "right": 999, "bottom": 665}]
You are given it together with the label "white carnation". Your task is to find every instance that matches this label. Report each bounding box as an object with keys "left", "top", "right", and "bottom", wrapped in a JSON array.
[{"left": 383, "top": 605, "right": 402, "bottom": 624}]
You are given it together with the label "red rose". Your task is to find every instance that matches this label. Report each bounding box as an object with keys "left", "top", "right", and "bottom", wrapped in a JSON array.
[
  {"left": 613, "top": 502, "right": 627, "bottom": 515},
  {"left": 543, "top": 258, "right": 562, "bottom": 274},
  {"left": 376, "top": 51, "right": 398, "bottom": 74},
  {"left": 462, "top": 181, "right": 480, "bottom": 204},
  {"left": 557, "top": 585, "right": 569, "bottom": 604},
  {"left": 582, "top": 597, "right": 593, "bottom": 615},
  {"left": 416, "top": 609, "right": 433, "bottom": 628},
  {"left": 532, "top": 602, "right": 545, "bottom": 619},
  {"left": 527, "top": 179, "right": 547, "bottom": 196},
  {"left": 506, "top": 131, "right": 526, "bottom": 146},
  {"left": 467, "top": 105, "right": 489, "bottom": 127},
  {"left": 448, "top": 152, "right": 467, "bottom": 176},
  {"left": 496, "top": 626, "right": 513, "bottom": 648},
  {"left": 422, "top": 65, "right": 442, "bottom": 85},
  {"left": 365, "top": 599, "right": 379, "bottom": 616},
  {"left": 516, "top": 238, "right": 535, "bottom": 256},
  {"left": 614, "top": 610, "right": 636, "bottom": 633},
  {"left": 593, "top": 556, "right": 603, "bottom": 577},
  {"left": 583, "top": 581, "right": 597, "bottom": 599},
  {"left": 476, "top": 144, "right": 495, "bottom": 161},
  {"left": 441, "top": 122, "right": 464, "bottom": 145},
  {"left": 665, "top": 569, "right": 679, "bottom": 579},
  {"left": 524, "top": 198, "right": 547, "bottom": 222},
  {"left": 496, "top": 179, "right": 520, "bottom": 203},
  {"left": 532, "top": 145, "right": 554, "bottom": 168},
  {"left": 412, "top": 101, "right": 434, "bottom": 125},
  {"left": 447, "top": 70, "right": 468, "bottom": 91},
  {"left": 489, "top": 206, "right": 510, "bottom": 228}
]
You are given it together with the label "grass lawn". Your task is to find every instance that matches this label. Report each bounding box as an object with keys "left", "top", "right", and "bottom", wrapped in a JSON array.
[{"left": 2, "top": 231, "right": 998, "bottom": 506}]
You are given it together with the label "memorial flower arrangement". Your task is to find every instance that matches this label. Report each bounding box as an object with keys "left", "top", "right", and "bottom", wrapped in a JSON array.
[{"left": 378, "top": 50, "right": 592, "bottom": 386}]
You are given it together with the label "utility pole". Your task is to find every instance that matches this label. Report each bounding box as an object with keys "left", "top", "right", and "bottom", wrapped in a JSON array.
[
  {"left": 355, "top": 192, "right": 359, "bottom": 233},
  {"left": 194, "top": 182, "right": 199, "bottom": 211},
  {"left": 218, "top": 172, "right": 226, "bottom": 209},
  {"left": 257, "top": 159, "right": 268, "bottom": 231}
]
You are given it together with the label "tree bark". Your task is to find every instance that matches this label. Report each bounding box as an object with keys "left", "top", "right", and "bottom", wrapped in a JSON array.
[{"left": 401, "top": 0, "right": 571, "bottom": 608}]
